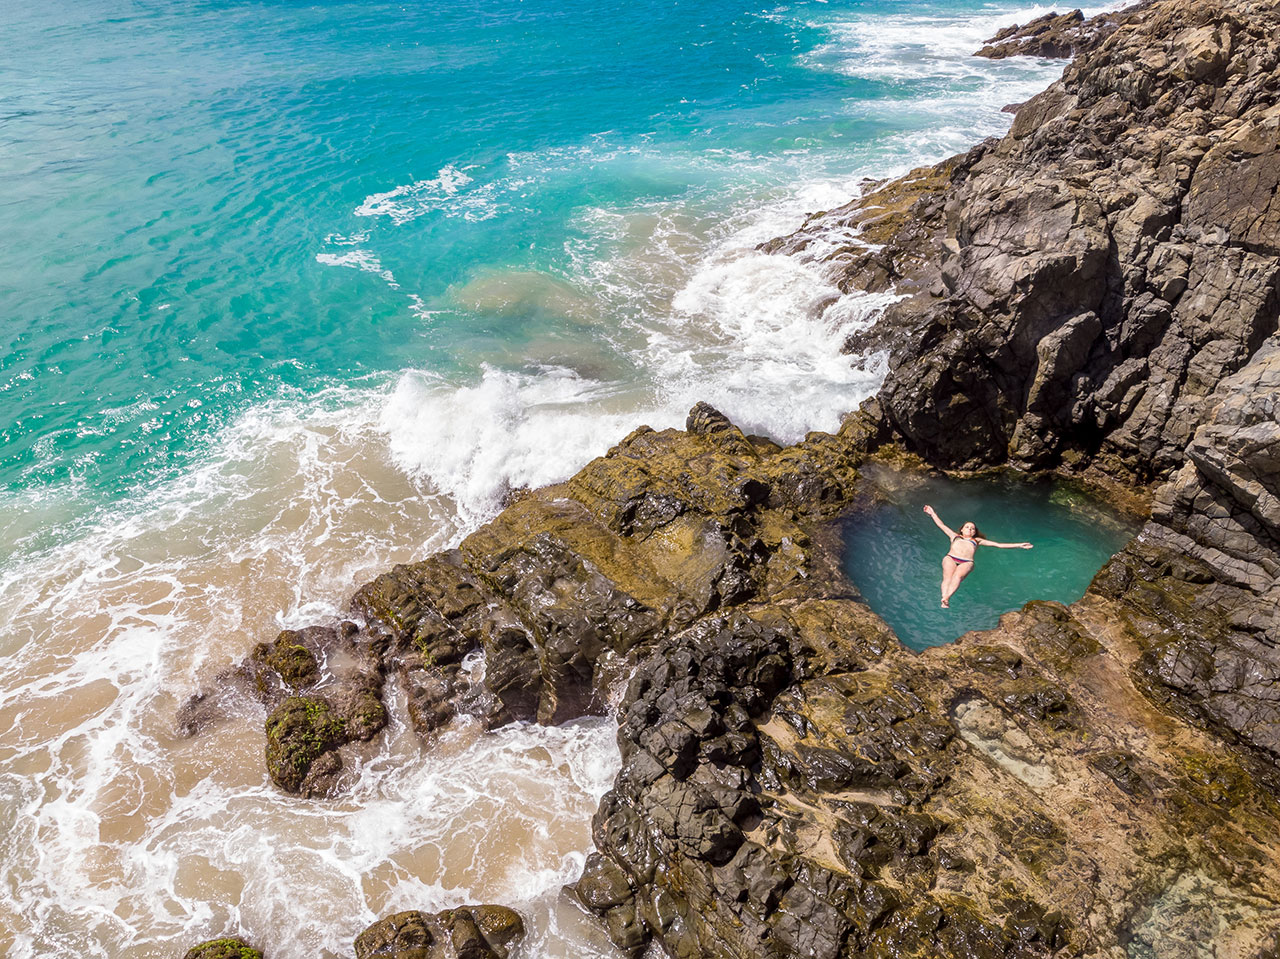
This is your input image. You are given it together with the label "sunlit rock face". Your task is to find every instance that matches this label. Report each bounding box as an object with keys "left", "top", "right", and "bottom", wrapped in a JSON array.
[
  {"left": 566, "top": 0, "right": 1280, "bottom": 954},
  {"left": 780, "top": 0, "right": 1280, "bottom": 484}
]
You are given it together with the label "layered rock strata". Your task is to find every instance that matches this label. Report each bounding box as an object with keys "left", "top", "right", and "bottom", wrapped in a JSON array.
[
  {"left": 774, "top": 0, "right": 1280, "bottom": 486},
  {"left": 178, "top": 0, "right": 1280, "bottom": 956}
]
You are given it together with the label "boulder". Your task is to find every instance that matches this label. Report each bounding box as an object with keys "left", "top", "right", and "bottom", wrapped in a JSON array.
[
  {"left": 182, "top": 938, "right": 263, "bottom": 959},
  {"left": 354, "top": 907, "right": 524, "bottom": 959}
]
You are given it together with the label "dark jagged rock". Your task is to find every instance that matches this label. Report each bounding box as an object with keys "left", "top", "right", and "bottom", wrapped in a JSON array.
[
  {"left": 974, "top": 8, "right": 1133, "bottom": 60},
  {"left": 264, "top": 696, "right": 348, "bottom": 796},
  {"left": 562, "top": 0, "right": 1280, "bottom": 954},
  {"left": 770, "top": 0, "right": 1280, "bottom": 767},
  {"left": 180, "top": 405, "right": 869, "bottom": 793},
  {"left": 1093, "top": 344, "right": 1280, "bottom": 756},
  {"left": 572, "top": 588, "right": 1280, "bottom": 959},
  {"left": 780, "top": 0, "right": 1280, "bottom": 485},
  {"left": 685, "top": 400, "right": 735, "bottom": 436},
  {"left": 342, "top": 414, "right": 865, "bottom": 742},
  {"left": 182, "top": 938, "right": 263, "bottom": 959},
  {"left": 354, "top": 906, "right": 524, "bottom": 959}
]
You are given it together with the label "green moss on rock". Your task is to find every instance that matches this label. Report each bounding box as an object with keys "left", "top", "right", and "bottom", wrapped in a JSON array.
[
  {"left": 344, "top": 687, "right": 388, "bottom": 741},
  {"left": 264, "top": 696, "right": 347, "bottom": 793},
  {"left": 183, "top": 937, "right": 263, "bottom": 959},
  {"left": 251, "top": 631, "right": 319, "bottom": 690}
]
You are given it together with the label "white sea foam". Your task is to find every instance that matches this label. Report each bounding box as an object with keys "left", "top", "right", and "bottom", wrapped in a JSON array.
[
  {"left": 315, "top": 249, "right": 400, "bottom": 288},
  {"left": 808, "top": 2, "right": 1122, "bottom": 83},
  {"left": 660, "top": 245, "right": 898, "bottom": 439},
  {"left": 379, "top": 365, "right": 678, "bottom": 524},
  {"left": 0, "top": 428, "right": 617, "bottom": 956},
  {"left": 355, "top": 164, "right": 477, "bottom": 224},
  {"left": 4, "top": 688, "right": 618, "bottom": 957}
]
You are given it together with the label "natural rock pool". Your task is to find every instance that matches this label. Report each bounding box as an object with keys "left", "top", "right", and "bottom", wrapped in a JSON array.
[{"left": 842, "top": 467, "right": 1140, "bottom": 650}]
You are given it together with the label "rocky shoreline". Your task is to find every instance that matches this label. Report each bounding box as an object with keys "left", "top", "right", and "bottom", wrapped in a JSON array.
[{"left": 182, "top": 0, "right": 1280, "bottom": 955}]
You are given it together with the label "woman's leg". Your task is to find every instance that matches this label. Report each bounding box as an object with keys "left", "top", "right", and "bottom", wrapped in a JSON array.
[
  {"left": 940, "top": 557, "right": 957, "bottom": 607},
  {"left": 942, "top": 560, "right": 974, "bottom": 607}
]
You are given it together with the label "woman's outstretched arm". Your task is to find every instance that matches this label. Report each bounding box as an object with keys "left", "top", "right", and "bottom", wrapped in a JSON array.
[
  {"left": 922, "top": 505, "right": 956, "bottom": 539},
  {"left": 978, "top": 538, "right": 1033, "bottom": 549}
]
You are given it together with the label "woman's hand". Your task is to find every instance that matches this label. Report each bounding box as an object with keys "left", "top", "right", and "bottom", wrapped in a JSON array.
[
  {"left": 923, "top": 505, "right": 936, "bottom": 516},
  {"left": 1020, "top": 542, "right": 1033, "bottom": 549}
]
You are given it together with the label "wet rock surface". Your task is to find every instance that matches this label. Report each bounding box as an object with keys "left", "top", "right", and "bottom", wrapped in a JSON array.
[
  {"left": 177, "top": 0, "right": 1280, "bottom": 954},
  {"left": 771, "top": 0, "right": 1280, "bottom": 768},
  {"left": 178, "top": 414, "right": 868, "bottom": 796},
  {"left": 781, "top": 0, "right": 1280, "bottom": 484},
  {"left": 353, "top": 906, "right": 525, "bottom": 959},
  {"left": 572, "top": 590, "right": 1280, "bottom": 958},
  {"left": 586, "top": 0, "right": 1280, "bottom": 951},
  {"left": 178, "top": 621, "right": 387, "bottom": 797},
  {"left": 183, "top": 938, "right": 263, "bottom": 959}
]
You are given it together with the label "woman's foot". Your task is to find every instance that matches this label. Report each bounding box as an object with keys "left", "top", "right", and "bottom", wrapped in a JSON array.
[{"left": 941, "top": 598, "right": 949, "bottom": 609}]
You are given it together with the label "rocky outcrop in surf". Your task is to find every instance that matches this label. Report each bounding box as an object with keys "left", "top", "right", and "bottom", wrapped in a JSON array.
[
  {"left": 178, "top": 0, "right": 1280, "bottom": 955},
  {"left": 179, "top": 404, "right": 872, "bottom": 796},
  {"left": 973, "top": 8, "right": 1134, "bottom": 60},
  {"left": 177, "top": 621, "right": 388, "bottom": 798},
  {"left": 354, "top": 905, "right": 525, "bottom": 959},
  {"left": 183, "top": 938, "right": 263, "bottom": 959}
]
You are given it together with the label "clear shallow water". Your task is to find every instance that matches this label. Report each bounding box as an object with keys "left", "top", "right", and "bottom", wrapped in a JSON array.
[
  {"left": 0, "top": 1, "right": 1100, "bottom": 956},
  {"left": 842, "top": 468, "right": 1140, "bottom": 651}
]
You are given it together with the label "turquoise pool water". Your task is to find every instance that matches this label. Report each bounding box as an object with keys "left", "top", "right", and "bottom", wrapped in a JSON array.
[{"left": 843, "top": 469, "right": 1139, "bottom": 650}]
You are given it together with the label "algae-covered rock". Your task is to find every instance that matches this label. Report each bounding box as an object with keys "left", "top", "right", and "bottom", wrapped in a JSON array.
[
  {"left": 182, "top": 938, "right": 263, "bottom": 959},
  {"left": 183, "top": 399, "right": 870, "bottom": 801},
  {"left": 251, "top": 631, "right": 319, "bottom": 691},
  {"left": 354, "top": 906, "right": 524, "bottom": 959},
  {"left": 177, "top": 620, "right": 385, "bottom": 746},
  {"left": 264, "top": 696, "right": 348, "bottom": 796},
  {"left": 574, "top": 583, "right": 1280, "bottom": 959}
]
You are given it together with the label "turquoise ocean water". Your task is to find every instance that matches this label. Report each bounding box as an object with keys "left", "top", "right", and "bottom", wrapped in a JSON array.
[
  {"left": 3, "top": 0, "right": 1073, "bottom": 538},
  {"left": 0, "top": 2, "right": 1099, "bottom": 956}
]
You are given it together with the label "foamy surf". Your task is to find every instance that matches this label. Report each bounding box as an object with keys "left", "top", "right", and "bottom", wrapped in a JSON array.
[
  {"left": 355, "top": 165, "right": 478, "bottom": 225},
  {"left": 808, "top": 2, "right": 1122, "bottom": 82},
  {"left": 3, "top": 700, "right": 619, "bottom": 957}
]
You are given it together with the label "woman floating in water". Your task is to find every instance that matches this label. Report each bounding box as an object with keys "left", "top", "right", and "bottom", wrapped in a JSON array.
[{"left": 923, "top": 504, "right": 1032, "bottom": 608}]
